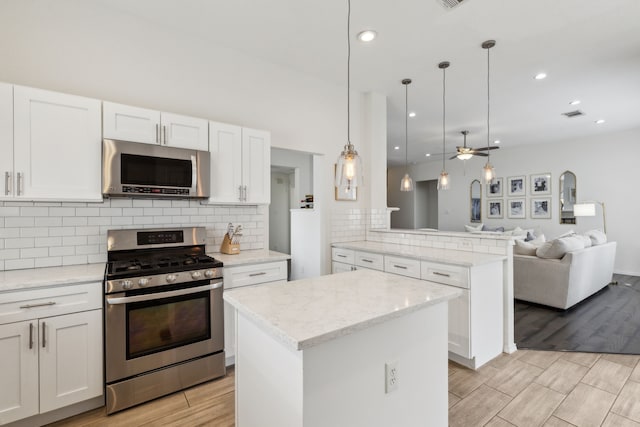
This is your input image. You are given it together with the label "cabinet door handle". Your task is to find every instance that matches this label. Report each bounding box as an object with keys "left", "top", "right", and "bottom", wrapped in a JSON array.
[
  {"left": 4, "top": 171, "right": 10, "bottom": 195},
  {"left": 29, "top": 323, "right": 34, "bottom": 349},
  {"left": 243, "top": 185, "right": 248, "bottom": 201},
  {"left": 249, "top": 272, "right": 266, "bottom": 277},
  {"left": 42, "top": 322, "right": 46, "bottom": 348},
  {"left": 433, "top": 271, "right": 451, "bottom": 277},
  {"left": 238, "top": 185, "right": 243, "bottom": 201},
  {"left": 361, "top": 259, "right": 373, "bottom": 263},
  {"left": 163, "top": 125, "right": 167, "bottom": 145},
  {"left": 155, "top": 124, "right": 159, "bottom": 144},
  {"left": 16, "top": 172, "right": 22, "bottom": 196},
  {"left": 19, "top": 301, "right": 56, "bottom": 309},
  {"left": 337, "top": 254, "right": 347, "bottom": 258},
  {"left": 393, "top": 264, "right": 408, "bottom": 270}
]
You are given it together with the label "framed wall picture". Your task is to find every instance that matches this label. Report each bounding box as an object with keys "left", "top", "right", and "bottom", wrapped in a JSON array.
[
  {"left": 486, "top": 177, "right": 503, "bottom": 198},
  {"left": 507, "top": 176, "right": 526, "bottom": 196},
  {"left": 334, "top": 165, "right": 357, "bottom": 201},
  {"left": 508, "top": 198, "right": 526, "bottom": 219},
  {"left": 531, "top": 197, "right": 551, "bottom": 219},
  {"left": 487, "top": 199, "right": 504, "bottom": 219},
  {"left": 530, "top": 173, "right": 551, "bottom": 195}
]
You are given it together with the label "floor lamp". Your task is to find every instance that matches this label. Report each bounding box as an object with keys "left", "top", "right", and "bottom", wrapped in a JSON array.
[{"left": 573, "top": 201, "right": 606, "bottom": 234}]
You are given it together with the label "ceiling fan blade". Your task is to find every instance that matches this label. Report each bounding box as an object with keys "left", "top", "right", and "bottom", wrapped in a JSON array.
[
  {"left": 449, "top": 155, "right": 459, "bottom": 160},
  {"left": 473, "top": 146, "right": 500, "bottom": 151},
  {"left": 471, "top": 152, "right": 489, "bottom": 157}
]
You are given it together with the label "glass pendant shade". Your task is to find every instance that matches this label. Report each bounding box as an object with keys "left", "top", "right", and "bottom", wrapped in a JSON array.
[
  {"left": 437, "top": 171, "right": 450, "bottom": 190},
  {"left": 335, "top": 144, "right": 363, "bottom": 190},
  {"left": 400, "top": 173, "right": 414, "bottom": 192},
  {"left": 482, "top": 161, "right": 495, "bottom": 184}
]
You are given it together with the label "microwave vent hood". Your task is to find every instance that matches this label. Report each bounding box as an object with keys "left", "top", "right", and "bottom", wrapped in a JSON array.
[{"left": 102, "top": 139, "right": 210, "bottom": 199}]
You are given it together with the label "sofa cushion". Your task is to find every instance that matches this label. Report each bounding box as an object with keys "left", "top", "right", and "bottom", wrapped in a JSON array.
[
  {"left": 464, "top": 223, "right": 483, "bottom": 232},
  {"left": 585, "top": 229, "right": 607, "bottom": 245},
  {"left": 536, "top": 235, "right": 585, "bottom": 259},
  {"left": 576, "top": 234, "right": 593, "bottom": 248},
  {"left": 482, "top": 225, "right": 505, "bottom": 232},
  {"left": 514, "top": 234, "right": 546, "bottom": 256}
]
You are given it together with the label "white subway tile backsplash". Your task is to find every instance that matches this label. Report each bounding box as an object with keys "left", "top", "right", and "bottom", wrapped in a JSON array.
[
  {"left": 5, "top": 259, "right": 35, "bottom": 270},
  {"left": 1, "top": 198, "right": 267, "bottom": 271},
  {"left": 6, "top": 217, "right": 35, "bottom": 228},
  {"left": 21, "top": 248, "right": 48, "bottom": 259}
]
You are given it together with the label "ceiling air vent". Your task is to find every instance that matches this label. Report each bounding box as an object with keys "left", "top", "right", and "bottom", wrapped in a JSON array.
[
  {"left": 438, "top": 0, "right": 467, "bottom": 10},
  {"left": 562, "top": 110, "right": 585, "bottom": 118}
]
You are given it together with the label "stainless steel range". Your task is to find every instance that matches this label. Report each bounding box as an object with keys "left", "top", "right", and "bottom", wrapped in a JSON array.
[{"left": 104, "top": 227, "right": 225, "bottom": 414}]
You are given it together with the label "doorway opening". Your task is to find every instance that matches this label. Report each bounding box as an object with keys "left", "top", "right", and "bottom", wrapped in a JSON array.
[{"left": 415, "top": 179, "right": 438, "bottom": 229}]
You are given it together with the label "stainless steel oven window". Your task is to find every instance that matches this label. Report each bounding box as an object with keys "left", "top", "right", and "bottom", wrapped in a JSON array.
[{"left": 126, "top": 290, "right": 211, "bottom": 359}]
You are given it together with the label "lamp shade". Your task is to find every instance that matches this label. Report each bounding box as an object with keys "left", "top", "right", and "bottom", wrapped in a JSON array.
[{"left": 573, "top": 203, "right": 596, "bottom": 217}]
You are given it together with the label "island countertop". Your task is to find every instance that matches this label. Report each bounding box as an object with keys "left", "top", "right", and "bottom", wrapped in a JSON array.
[
  {"left": 332, "top": 240, "right": 506, "bottom": 266},
  {"left": 223, "top": 269, "right": 461, "bottom": 352}
]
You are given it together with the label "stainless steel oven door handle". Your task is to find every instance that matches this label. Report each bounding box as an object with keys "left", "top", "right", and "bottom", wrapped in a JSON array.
[{"left": 106, "top": 282, "right": 222, "bottom": 305}]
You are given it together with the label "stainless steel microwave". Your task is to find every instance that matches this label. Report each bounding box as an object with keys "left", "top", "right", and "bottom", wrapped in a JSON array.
[{"left": 102, "top": 139, "right": 210, "bottom": 198}]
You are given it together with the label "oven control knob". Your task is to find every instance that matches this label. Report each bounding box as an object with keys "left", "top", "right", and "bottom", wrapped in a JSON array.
[
  {"left": 204, "top": 270, "right": 215, "bottom": 278},
  {"left": 138, "top": 278, "right": 149, "bottom": 287},
  {"left": 191, "top": 271, "right": 202, "bottom": 280},
  {"left": 121, "top": 280, "right": 133, "bottom": 290},
  {"left": 166, "top": 274, "right": 177, "bottom": 283}
]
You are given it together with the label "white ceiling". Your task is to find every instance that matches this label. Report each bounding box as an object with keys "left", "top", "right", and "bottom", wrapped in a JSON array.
[{"left": 96, "top": 0, "right": 640, "bottom": 166}]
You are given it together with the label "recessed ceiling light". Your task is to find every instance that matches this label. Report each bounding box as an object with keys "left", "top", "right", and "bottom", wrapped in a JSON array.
[
  {"left": 409, "top": 112, "right": 416, "bottom": 118},
  {"left": 534, "top": 73, "right": 547, "bottom": 80},
  {"left": 394, "top": 146, "right": 400, "bottom": 150},
  {"left": 569, "top": 100, "right": 581, "bottom": 105},
  {"left": 357, "top": 30, "right": 377, "bottom": 42},
  {"left": 595, "top": 119, "right": 606, "bottom": 124},
  {"left": 493, "top": 140, "right": 501, "bottom": 144},
  {"left": 425, "top": 153, "right": 431, "bottom": 157}
]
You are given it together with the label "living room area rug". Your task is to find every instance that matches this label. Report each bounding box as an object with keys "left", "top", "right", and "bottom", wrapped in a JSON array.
[{"left": 514, "top": 274, "right": 640, "bottom": 354}]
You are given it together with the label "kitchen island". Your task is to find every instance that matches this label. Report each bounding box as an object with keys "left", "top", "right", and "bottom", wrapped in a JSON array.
[{"left": 224, "top": 269, "right": 460, "bottom": 427}]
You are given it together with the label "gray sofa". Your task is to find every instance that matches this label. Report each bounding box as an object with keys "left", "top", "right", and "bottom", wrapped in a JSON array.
[{"left": 513, "top": 242, "right": 616, "bottom": 309}]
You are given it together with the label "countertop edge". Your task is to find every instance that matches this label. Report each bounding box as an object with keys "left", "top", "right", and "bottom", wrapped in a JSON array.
[
  {"left": 0, "top": 263, "right": 106, "bottom": 293},
  {"left": 332, "top": 241, "right": 506, "bottom": 266}
]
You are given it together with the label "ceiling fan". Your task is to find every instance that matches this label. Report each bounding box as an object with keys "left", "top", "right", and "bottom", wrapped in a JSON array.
[{"left": 450, "top": 130, "right": 499, "bottom": 160}]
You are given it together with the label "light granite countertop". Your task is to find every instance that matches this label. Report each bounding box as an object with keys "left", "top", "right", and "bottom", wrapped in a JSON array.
[
  {"left": 0, "top": 263, "right": 106, "bottom": 293},
  {"left": 332, "top": 241, "right": 506, "bottom": 267},
  {"left": 224, "top": 269, "right": 461, "bottom": 352},
  {"left": 209, "top": 250, "right": 290, "bottom": 267}
]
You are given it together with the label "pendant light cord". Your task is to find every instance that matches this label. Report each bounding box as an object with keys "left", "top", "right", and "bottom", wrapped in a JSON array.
[
  {"left": 486, "top": 45, "right": 491, "bottom": 163},
  {"left": 347, "top": 0, "right": 351, "bottom": 147},
  {"left": 442, "top": 66, "right": 446, "bottom": 170},
  {"left": 405, "top": 82, "right": 409, "bottom": 172}
]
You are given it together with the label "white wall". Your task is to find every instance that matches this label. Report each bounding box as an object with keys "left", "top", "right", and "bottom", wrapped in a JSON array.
[{"left": 388, "top": 128, "right": 640, "bottom": 275}]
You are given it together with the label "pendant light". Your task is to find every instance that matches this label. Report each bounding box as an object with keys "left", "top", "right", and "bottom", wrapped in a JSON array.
[
  {"left": 400, "top": 78, "right": 414, "bottom": 192},
  {"left": 481, "top": 40, "right": 496, "bottom": 184},
  {"left": 437, "top": 61, "right": 450, "bottom": 191},
  {"left": 335, "top": 0, "right": 363, "bottom": 192}
]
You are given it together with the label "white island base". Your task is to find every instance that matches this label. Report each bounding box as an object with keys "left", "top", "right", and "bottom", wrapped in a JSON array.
[{"left": 226, "top": 270, "right": 458, "bottom": 427}]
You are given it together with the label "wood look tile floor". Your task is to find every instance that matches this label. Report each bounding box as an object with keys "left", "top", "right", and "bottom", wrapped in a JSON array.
[{"left": 48, "top": 351, "right": 640, "bottom": 427}]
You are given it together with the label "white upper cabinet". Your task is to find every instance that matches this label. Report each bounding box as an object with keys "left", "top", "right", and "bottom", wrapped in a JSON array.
[
  {"left": 0, "top": 82, "right": 13, "bottom": 198},
  {"left": 10, "top": 86, "right": 102, "bottom": 201},
  {"left": 208, "top": 121, "right": 270, "bottom": 204},
  {"left": 103, "top": 102, "right": 208, "bottom": 151}
]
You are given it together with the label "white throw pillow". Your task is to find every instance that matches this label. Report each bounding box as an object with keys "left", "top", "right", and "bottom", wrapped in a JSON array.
[
  {"left": 514, "top": 234, "right": 546, "bottom": 256},
  {"left": 464, "top": 223, "right": 483, "bottom": 232},
  {"left": 536, "top": 235, "right": 585, "bottom": 259},
  {"left": 585, "top": 229, "right": 607, "bottom": 245},
  {"left": 576, "top": 234, "right": 592, "bottom": 248}
]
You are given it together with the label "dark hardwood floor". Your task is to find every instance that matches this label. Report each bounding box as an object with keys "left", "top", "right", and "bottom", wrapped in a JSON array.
[{"left": 515, "top": 274, "right": 640, "bottom": 354}]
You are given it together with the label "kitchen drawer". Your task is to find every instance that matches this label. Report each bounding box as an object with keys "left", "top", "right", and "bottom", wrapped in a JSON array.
[
  {"left": 224, "top": 261, "right": 287, "bottom": 289},
  {"left": 331, "top": 247, "right": 354, "bottom": 264},
  {"left": 332, "top": 261, "right": 355, "bottom": 274},
  {"left": 354, "top": 251, "right": 384, "bottom": 271},
  {"left": 0, "top": 282, "right": 102, "bottom": 325},
  {"left": 384, "top": 256, "right": 421, "bottom": 279},
  {"left": 421, "top": 261, "right": 469, "bottom": 289}
]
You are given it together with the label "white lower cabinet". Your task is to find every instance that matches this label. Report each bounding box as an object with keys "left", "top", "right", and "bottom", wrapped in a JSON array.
[
  {"left": 223, "top": 261, "right": 287, "bottom": 365},
  {"left": 0, "top": 283, "right": 103, "bottom": 425}
]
